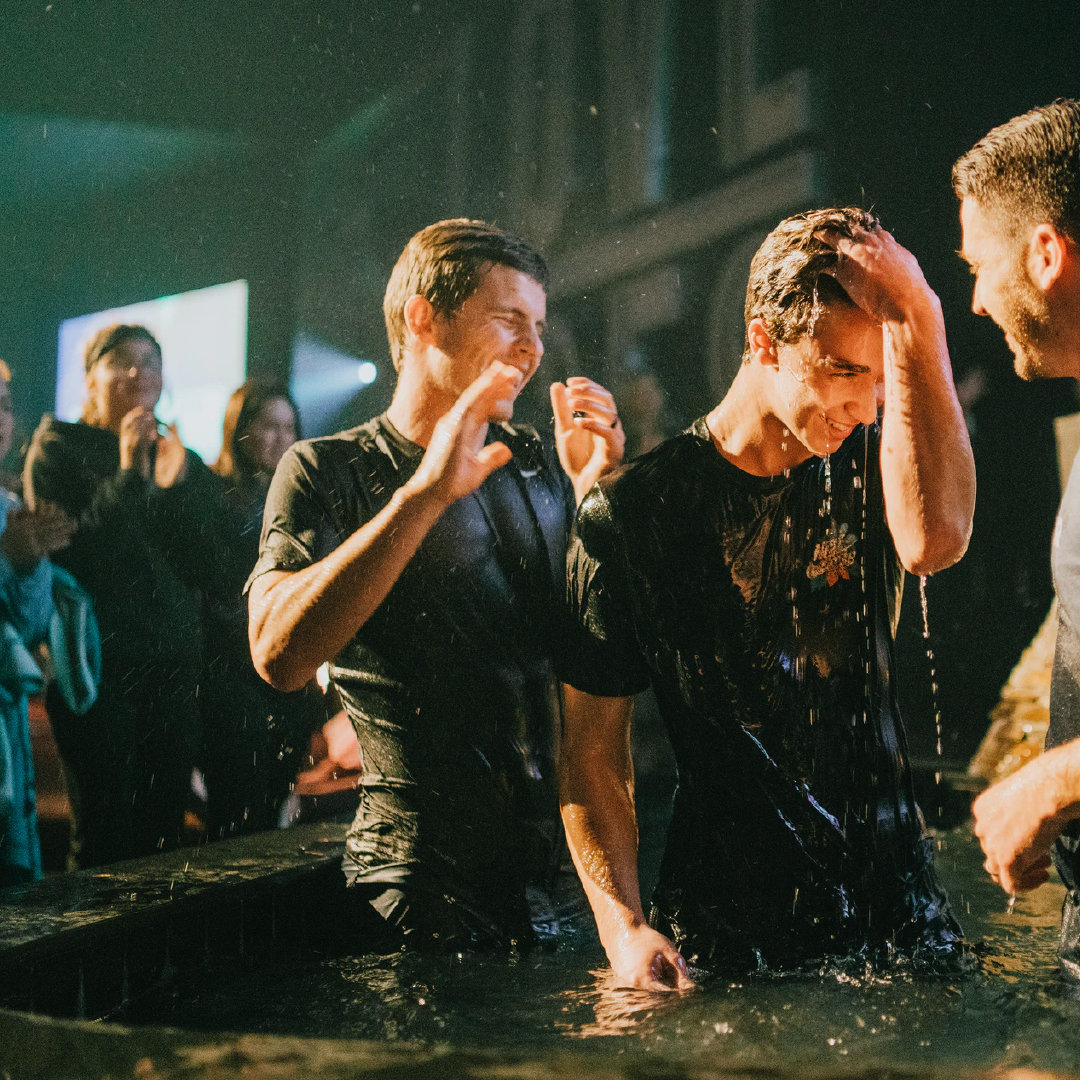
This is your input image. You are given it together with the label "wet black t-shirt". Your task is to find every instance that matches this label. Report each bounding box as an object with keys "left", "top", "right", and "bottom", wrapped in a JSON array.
[
  {"left": 250, "top": 414, "right": 574, "bottom": 942},
  {"left": 564, "top": 417, "right": 961, "bottom": 972}
]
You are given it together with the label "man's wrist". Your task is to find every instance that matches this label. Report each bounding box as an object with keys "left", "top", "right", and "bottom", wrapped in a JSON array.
[
  {"left": 883, "top": 286, "right": 942, "bottom": 328},
  {"left": 1041, "top": 742, "right": 1080, "bottom": 822},
  {"left": 395, "top": 478, "right": 454, "bottom": 524}
]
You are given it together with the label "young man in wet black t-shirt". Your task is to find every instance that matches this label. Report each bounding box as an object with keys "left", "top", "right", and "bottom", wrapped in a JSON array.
[
  {"left": 247, "top": 219, "right": 624, "bottom": 949},
  {"left": 559, "top": 208, "right": 976, "bottom": 988}
]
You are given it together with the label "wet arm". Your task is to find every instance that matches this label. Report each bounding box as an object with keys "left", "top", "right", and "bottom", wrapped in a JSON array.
[
  {"left": 559, "top": 684, "right": 692, "bottom": 990},
  {"left": 249, "top": 362, "right": 521, "bottom": 692},
  {"left": 249, "top": 482, "right": 449, "bottom": 692},
  {"left": 825, "top": 226, "right": 975, "bottom": 574},
  {"left": 878, "top": 289, "right": 976, "bottom": 574},
  {"left": 973, "top": 739, "right": 1080, "bottom": 894}
]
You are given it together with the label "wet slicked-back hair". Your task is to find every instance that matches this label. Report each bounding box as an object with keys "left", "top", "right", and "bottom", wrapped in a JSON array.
[
  {"left": 953, "top": 99, "right": 1080, "bottom": 240},
  {"left": 383, "top": 218, "right": 549, "bottom": 371},
  {"left": 743, "top": 207, "right": 878, "bottom": 361}
]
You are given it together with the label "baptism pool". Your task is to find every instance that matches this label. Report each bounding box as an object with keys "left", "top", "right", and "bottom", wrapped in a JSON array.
[{"left": 1, "top": 809, "right": 1078, "bottom": 1079}]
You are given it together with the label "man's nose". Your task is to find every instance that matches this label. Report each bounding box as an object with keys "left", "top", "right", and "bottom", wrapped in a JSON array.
[
  {"left": 853, "top": 385, "right": 882, "bottom": 426},
  {"left": 520, "top": 326, "right": 543, "bottom": 361}
]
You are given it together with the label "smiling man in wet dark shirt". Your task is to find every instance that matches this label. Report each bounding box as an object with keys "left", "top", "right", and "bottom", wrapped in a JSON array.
[
  {"left": 559, "top": 208, "right": 976, "bottom": 989},
  {"left": 248, "top": 219, "right": 623, "bottom": 950}
]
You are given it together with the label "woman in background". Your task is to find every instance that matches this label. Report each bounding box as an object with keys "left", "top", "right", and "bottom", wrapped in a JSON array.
[
  {"left": 24, "top": 325, "right": 241, "bottom": 868},
  {"left": 202, "top": 380, "right": 325, "bottom": 837}
]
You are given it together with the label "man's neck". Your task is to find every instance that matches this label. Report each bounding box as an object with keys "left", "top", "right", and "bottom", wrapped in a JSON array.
[
  {"left": 385, "top": 364, "right": 458, "bottom": 449},
  {"left": 705, "top": 366, "right": 812, "bottom": 477}
]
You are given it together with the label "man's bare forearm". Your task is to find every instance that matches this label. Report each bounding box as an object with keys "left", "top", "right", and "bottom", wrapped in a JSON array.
[
  {"left": 249, "top": 481, "right": 447, "bottom": 691},
  {"left": 559, "top": 688, "right": 648, "bottom": 947},
  {"left": 880, "top": 293, "right": 976, "bottom": 574}
]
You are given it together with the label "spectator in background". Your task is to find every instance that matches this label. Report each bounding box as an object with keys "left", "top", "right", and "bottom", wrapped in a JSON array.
[
  {"left": 201, "top": 380, "right": 326, "bottom": 837},
  {"left": 0, "top": 361, "right": 75, "bottom": 884},
  {"left": 23, "top": 324, "right": 241, "bottom": 869},
  {"left": 615, "top": 368, "right": 676, "bottom": 460}
]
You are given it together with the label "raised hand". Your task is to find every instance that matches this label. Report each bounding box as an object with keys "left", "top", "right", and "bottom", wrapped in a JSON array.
[
  {"left": 153, "top": 423, "right": 189, "bottom": 488},
  {"left": 408, "top": 363, "right": 521, "bottom": 505},
  {"left": 550, "top": 377, "right": 625, "bottom": 503},
  {"left": 118, "top": 406, "right": 159, "bottom": 478},
  {"left": 2, "top": 501, "right": 76, "bottom": 570}
]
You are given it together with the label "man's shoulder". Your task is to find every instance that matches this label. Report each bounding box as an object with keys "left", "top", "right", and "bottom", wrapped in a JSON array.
[
  {"left": 599, "top": 421, "right": 712, "bottom": 502},
  {"left": 576, "top": 422, "right": 711, "bottom": 545},
  {"left": 283, "top": 418, "right": 402, "bottom": 472}
]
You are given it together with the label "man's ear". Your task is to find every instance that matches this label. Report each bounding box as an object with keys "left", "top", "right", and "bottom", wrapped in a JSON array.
[
  {"left": 403, "top": 294, "right": 436, "bottom": 347},
  {"left": 1027, "top": 223, "right": 1069, "bottom": 291},
  {"left": 746, "top": 318, "right": 778, "bottom": 367}
]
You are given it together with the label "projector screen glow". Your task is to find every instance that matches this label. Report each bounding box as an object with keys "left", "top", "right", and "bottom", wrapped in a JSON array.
[{"left": 56, "top": 280, "right": 248, "bottom": 464}]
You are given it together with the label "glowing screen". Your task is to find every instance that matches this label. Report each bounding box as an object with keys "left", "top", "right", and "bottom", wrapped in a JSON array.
[{"left": 56, "top": 280, "right": 248, "bottom": 464}]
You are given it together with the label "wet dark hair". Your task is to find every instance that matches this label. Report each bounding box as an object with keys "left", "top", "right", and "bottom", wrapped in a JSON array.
[
  {"left": 213, "top": 379, "right": 300, "bottom": 482},
  {"left": 743, "top": 207, "right": 879, "bottom": 361},
  {"left": 953, "top": 99, "right": 1080, "bottom": 241},
  {"left": 83, "top": 323, "right": 161, "bottom": 373},
  {"left": 382, "top": 218, "right": 548, "bottom": 371}
]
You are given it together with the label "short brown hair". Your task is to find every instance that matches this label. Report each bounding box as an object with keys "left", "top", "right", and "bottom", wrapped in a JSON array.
[
  {"left": 743, "top": 207, "right": 878, "bottom": 360},
  {"left": 382, "top": 219, "right": 548, "bottom": 371},
  {"left": 953, "top": 99, "right": 1080, "bottom": 240}
]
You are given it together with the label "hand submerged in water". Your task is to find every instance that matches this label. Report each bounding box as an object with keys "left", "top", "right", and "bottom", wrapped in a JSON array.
[{"left": 608, "top": 923, "right": 695, "bottom": 993}]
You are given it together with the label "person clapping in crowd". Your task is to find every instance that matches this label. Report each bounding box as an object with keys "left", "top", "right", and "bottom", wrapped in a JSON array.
[
  {"left": 24, "top": 325, "right": 240, "bottom": 869},
  {"left": 0, "top": 361, "right": 75, "bottom": 884}
]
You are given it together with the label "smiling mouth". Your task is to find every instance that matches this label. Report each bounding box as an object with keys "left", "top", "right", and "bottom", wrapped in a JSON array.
[{"left": 825, "top": 419, "right": 854, "bottom": 439}]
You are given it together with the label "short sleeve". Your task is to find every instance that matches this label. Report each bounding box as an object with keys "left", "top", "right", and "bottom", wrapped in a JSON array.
[
  {"left": 561, "top": 484, "right": 651, "bottom": 697},
  {"left": 246, "top": 442, "right": 348, "bottom": 590}
]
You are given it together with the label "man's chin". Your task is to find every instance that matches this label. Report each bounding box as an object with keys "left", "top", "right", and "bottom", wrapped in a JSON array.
[{"left": 1011, "top": 344, "right": 1048, "bottom": 382}]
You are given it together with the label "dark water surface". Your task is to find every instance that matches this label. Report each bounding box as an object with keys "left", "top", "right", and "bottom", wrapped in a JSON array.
[{"left": 147, "top": 825, "right": 1080, "bottom": 1076}]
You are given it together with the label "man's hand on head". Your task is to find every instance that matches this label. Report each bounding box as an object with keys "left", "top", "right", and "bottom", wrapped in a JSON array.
[
  {"left": 550, "top": 377, "right": 625, "bottom": 504},
  {"left": 815, "top": 223, "right": 938, "bottom": 325}
]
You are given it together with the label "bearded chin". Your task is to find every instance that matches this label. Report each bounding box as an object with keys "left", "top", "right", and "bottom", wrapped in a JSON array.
[
  {"left": 1004, "top": 299, "right": 1054, "bottom": 381},
  {"left": 1012, "top": 345, "right": 1041, "bottom": 381}
]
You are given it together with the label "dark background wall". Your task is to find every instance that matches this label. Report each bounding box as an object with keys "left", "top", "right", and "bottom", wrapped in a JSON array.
[{"left": 3, "top": 0, "right": 1080, "bottom": 765}]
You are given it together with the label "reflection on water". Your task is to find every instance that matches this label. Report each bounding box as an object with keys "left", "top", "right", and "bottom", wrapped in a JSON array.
[{"left": 153, "top": 826, "right": 1080, "bottom": 1075}]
